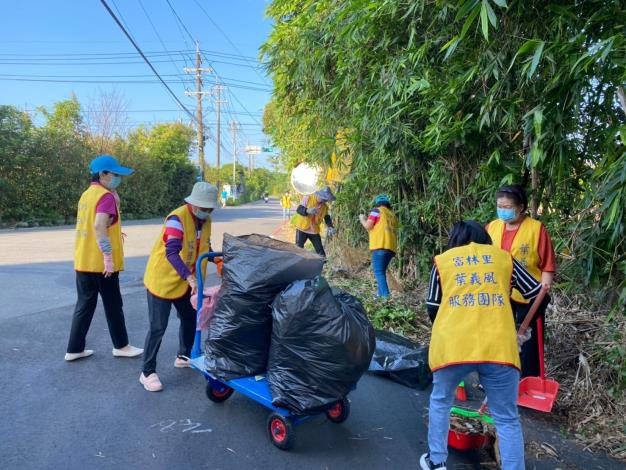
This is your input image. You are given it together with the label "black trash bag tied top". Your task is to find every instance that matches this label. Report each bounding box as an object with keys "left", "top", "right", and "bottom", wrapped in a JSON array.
[
  {"left": 204, "top": 233, "right": 324, "bottom": 380},
  {"left": 268, "top": 276, "right": 376, "bottom": 414}
]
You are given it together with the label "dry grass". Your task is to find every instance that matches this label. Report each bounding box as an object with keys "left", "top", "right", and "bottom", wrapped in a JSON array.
[{"left": 545, "top": 294, "right": 626, "bottom": 460}]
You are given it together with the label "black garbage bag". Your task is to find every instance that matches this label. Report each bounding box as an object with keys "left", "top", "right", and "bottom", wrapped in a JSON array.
[
  {"left": 204, "top": 233, "right": 324, "bottom": 380},
  {"left": 268, "top": 277, "right": 376, "bottom": 414},
  {"left": 368, "top": 330, "right": 432, "bottom": 389}
]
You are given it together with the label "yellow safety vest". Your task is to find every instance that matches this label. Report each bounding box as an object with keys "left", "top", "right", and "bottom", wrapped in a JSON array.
[
  {"left": 294, "top": 194, "right": 328, "bottom": 234},
  {"left": 281, "top": 195, "right": 291, "bottom": 208},
  {"left": 429, "top": 243, "right": 520, "bottom": 372},
  {"left": 487, "top": 217, "right": 542, "bottom": 304},
  {"left": 369, "top": 206, "right": 398, "bottom": 252},
  {"left": 144, "top": 205, "right": 211, "bottom": 299},
  {"left": 74, "top": 184, "right": 123, "bottom": 273}
]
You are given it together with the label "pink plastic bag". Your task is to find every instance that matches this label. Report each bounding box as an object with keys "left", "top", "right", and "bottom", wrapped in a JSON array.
[{"left": 190, "top": 285, "right": 221, "bottom": 331}]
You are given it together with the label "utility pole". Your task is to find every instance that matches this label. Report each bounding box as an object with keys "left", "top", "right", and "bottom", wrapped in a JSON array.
[
  {"left": 184, "top": 42, "right": 211, "bottom": 181},
  {"left": 213, "top": 84, "right": 226, "bottom": 189},
  {"left": 247, "top": 140, "right": 252, "bottom": 173},
  {"left": 231, "top": 120, "right": 238, "bottom": 195}
]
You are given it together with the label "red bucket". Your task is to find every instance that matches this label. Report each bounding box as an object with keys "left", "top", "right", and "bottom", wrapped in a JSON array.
[{"left": 448, "top": 429, "right": 493, "bottom": 450}]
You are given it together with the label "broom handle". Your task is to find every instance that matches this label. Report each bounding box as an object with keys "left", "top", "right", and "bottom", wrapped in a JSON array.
[
  {"left": 517, "top": 288, "right": 547, "bottom": 336},
  {"left": 537, "top": 317, "right": 546, "bottom": 380}
]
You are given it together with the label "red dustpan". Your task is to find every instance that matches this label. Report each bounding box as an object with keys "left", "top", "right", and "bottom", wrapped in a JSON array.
[{"left": 518, "top": 316, "right": 559, "bottom": 412}]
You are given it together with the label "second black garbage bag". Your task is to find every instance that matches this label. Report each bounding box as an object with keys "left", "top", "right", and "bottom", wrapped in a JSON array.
[
  {"left": 268, "top": 277, "right": 376, "bottom": 414},
  {"left": 204, "top": 233, "right": 324, "bottom": 380}
]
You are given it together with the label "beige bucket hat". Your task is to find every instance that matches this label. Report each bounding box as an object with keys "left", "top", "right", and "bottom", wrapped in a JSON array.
[{"left": 184, "top": 182, "right": 218, "bottom": 209}]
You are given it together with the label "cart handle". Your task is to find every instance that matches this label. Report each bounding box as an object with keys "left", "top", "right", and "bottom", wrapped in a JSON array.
[
  {"left": 191, "top": 251, "right": 222, "bottom": 360},
  {"left": 195, "top": 251, "right": 223, "bottom": 306}
]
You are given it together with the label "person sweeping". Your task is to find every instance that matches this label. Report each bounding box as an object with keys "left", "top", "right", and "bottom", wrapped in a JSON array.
[
  {"left": 420, "top": 221, "right": 541, "bottom": 470},
  {"left": 140, "top": 182, "right": 220, "bottom": 392},
  {"left": 66, "top": 155, "right": 143, "bottom": 361},
  {"left": 359, "top": 194, "right": 398, "bottom": 298},
  {"left": 486, "top": 184, "right": 555, "bottom": 378}
]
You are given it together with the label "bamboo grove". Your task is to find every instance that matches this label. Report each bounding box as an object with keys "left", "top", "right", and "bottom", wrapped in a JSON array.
[{"left": 261, "top": 0, "right": 626, "bottom": 312}]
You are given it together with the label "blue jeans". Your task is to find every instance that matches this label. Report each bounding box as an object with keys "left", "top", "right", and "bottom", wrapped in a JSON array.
[
  {"left": 427, "top": 363, "right": 524, "bottom": 469},
  {"left": 371, "top": 249, "right": 394, "bottom": 297}
]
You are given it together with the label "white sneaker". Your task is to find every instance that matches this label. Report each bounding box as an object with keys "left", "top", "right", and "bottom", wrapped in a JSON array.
[
  {"left": 112, "top": 345, "right": 143, "bottom": 357},
  {"left": 420, "top": 453, "right": 447, "bottom": 470},
  {"left": 139, "top": 373, "right": 163, "bottom": 392},
  {"left": 64, "top": 350, "right": 94, "bottom": 361}
]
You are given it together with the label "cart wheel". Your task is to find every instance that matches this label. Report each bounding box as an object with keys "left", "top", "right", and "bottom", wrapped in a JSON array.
[
  {"left": 205, "top": 380, "right": 234, "bottom": 403},
  {"left": 267, "top": 412, "right": 295, "bottom": 450},
  {"left": 326, "top": 397, "right": 350, "bottom": 424}
]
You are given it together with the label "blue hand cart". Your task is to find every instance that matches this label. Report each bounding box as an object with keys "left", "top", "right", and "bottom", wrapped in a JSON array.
[{"left": 189, "top": 252, "right": 351, "bottom": 450}]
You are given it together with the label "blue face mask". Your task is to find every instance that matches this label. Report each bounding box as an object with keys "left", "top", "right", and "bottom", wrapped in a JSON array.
[
  {"left": 105, "top": 175, "right": 121, "bottom": 190},
  {"left": 497, "top": 207, "right": 517, "bottom": 222},
  {"left": 193, "top": 209, "right": 210, "bottom": 220}
]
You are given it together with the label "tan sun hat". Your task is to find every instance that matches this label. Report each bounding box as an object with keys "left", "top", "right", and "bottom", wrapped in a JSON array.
[{"left": 184, "top": 182, "right": 218, "bottom": 209}]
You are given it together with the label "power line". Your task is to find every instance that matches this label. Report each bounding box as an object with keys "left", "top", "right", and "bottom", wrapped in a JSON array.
[
  {"left": 137, "top": 0, "right": 186, "bottom": 79},
  {"left": 0, "top": 72, "right": 269, "bottom": 87},
  {"left": 0, "top": 76, "right": 271, "bottom": 91},
  {"left": 0, "top": 58, "right": 263, "bottom": 69},
  {"left": 166, "top": 0, "right": 197, "bottom": 42},
  {"left": 191, "top": 0, "right": 269, "bottom": 84},
  {"left": 0, "top": 49, "right": 259, "bottom": 62},
  {"left": 99, "top": 0, "right": 197, "bottom": 123}
]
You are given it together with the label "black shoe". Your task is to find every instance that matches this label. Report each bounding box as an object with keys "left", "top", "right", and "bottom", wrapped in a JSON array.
[{"left": 419, "top": 453, "right": 447, "bottom": 470}]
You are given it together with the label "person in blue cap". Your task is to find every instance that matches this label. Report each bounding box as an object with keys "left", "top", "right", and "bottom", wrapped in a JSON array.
[
  {"left": 359, "top": 194, "right": 398, "bottom": 297},
  {"left": 65, "top": 155, "right": 143, "bottom": 361}
]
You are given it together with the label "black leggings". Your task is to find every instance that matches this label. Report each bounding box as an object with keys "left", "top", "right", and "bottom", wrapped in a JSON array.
[
  {"left": 295, "top": 230, "right": 326, "bottom": 257},
  {"left": 142, "top": 290, "right": 196, "bottom": 375}
]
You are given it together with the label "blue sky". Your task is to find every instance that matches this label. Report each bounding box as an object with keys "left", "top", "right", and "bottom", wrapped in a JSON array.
[{"left": 0, "top": 0, "right": 275, "bottom": 168}]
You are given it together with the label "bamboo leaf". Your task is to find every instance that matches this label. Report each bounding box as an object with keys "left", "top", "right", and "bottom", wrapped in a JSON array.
[
  {"left": 485, "top": 0, "right": 498, "bottom": 27},
  {"left": 455, "top": 0, "right": 479, "bottom": 22},
  {"left": 527, "top": 41, "right": 545, "bottom": 78},
  {"left": 460, "top": 5, "right": 481, "bottom": 40},
  {"left": 492, "top": 0, "right": 507, "bottom": 7},
  {"left": 480, "top": 1, "right": 489, "bottom": 40}
]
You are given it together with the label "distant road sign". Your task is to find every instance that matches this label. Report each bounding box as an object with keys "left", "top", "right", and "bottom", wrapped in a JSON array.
[{"left": 245, "top": 145, "right": 262, "bottom": 154}]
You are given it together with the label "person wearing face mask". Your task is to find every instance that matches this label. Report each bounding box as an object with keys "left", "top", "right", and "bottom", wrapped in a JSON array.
[
  {"left": 140, "top": 182, "right": 219, "bottom": 392},
  {"left": 486, "top": 184, "right": 556, "bottom": 378},
  {"left": 66, "top": 155, "right": 144, "bottom": 361},
  {"left": 294, "top": 186, "right": 336, "bottom": 257}
]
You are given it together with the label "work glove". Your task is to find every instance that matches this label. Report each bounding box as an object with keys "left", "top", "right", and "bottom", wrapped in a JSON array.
[
  {"left": 306, "top": 207, "right": 319, "bottom": 216},
  {"left": 326, "top": 227, "right": 336, "bottom": 238},
  {"left": 359, "top": 214, "right": 367, "bottom": 224},
  {"left": 517, "top": 328, "right": 532, "bottom": 351},
  {"left": 214, "top": 256, "right": 224, "bottom": 277}
]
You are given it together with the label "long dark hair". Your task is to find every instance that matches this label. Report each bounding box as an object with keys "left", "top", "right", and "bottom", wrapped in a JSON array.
[
  {"left": 496, "top": 184, "right": 528, "bottom": 212},
  {"left": 447, "top": 220, "right": 492, "bottom": 249}
]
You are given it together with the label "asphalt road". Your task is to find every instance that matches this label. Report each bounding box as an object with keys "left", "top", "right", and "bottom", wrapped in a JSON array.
[
  {"left": 0, "top": 199, "right": 621, "bottom": 469},
  {"left": 0, "top": 199, "right": 284, "bottom": 320}
]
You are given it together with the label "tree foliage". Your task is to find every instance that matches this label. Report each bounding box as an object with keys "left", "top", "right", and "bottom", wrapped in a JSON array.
[
  {"left": 262, "top": 0, "right": 626, "bottom": 309},
  {"left": 0, "top": 98, "right": 197, "bottom": 223}
]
